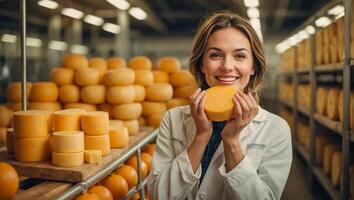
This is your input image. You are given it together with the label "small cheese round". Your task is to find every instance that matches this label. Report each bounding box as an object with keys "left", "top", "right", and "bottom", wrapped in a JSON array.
[
  {"left": 104, "top": 68, "right": 135, "bottom": 86},
  {"left": 107, "top": 57, "right": 127, "bottom": 69},
  {"left": 52, "top": 131, "right": 84, "bottom": 153},
  {"left": 128, "top": 56, "right": 152, "bottom": 70},
  {"left": 59, "top": 85, "right": 80, "bottom": 103},
  {"left": 147, "top": 114, "right": 164, "bottom": 128},
  {"left": 169, "top": 70, "right": 195, "bottom": 87},
  {"left": 62, "top": 54, "right": 89, "bottom": 71},
  {"left": 107, "top": 86, "right": 135, "bottom": 104},
  {"left": 13, "top": 110, "right": 49, "bottom": 138},
  {"left": 112, "top": 103, "right": 142, "bottom": 120},
  {"left": 153, "top": 70, "right": 169, "bottom": 83},
  {"left": 0, "top": 105, "right": 12, "bottom": 127},
  {"left": 81, "top": 85, "right": 106, "bottom": 104},
  {"left": 173, "top": 85, "right": 197, "bottom": 99},
  {"left": 134, "top": 70, "right": 154, "bottom": 86},
  {"left": 146, "top": 83, "right": 173, "bottom": 101},
  {"left": 52, "top": 151, "right": 84, "bottom": 167},
  {"left": 50, "top": 68, "right": 74, "bottom": 86},
  {"left": 109, "top": 126, "right": 129, "bottom": 148},
  {"left": 75, "top": 68, "right": 100, "bottom": 86},
  {"left": 141, "top": 101, "right": 167, "bottom": 116},
  {"left": 89, "top": 57, "right": 107, "bottom": 82},
  {"left": 81, "top": 111, "right": 109, "bottom": 135},
  {"left": 166, "top": 98, "right": 189, "bottom": 109},
  {"left": 30, "top": 82, "right": 58, "bottom": 102},
  {"left": 133, "top": 85, "right": 146, "bottom": 102},
  {"left": 157, "top": 57, "right": 181, "bottom": 74},
  {"left": 6, "top": 82, "right": 32, "bottom": 102},
  {"left": 14, "top": 136, "right": 50, "bottom": 162}
]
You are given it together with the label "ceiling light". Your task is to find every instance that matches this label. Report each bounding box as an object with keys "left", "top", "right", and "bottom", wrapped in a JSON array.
[
  {"left": 38, "top": 0, "right": 58, "bottom": 9},
  {"left": 327, "top": 5, "right": 344, "bottom": 16},
  {"left": 129, "top": 7, "right": 148, "bottom": 20},
  {"left": 105, "top": 0, "right": 130, "bottom": 10},
  {"left": 276, "top": 42, "right": 290, "bottom": 54},
  {"left": 1, "top": 34, "right": 17, "bottom": 43},
  {"left": 61, "top": 8, "right": 84, "bottom": 19},
  {"left": 247, "top": 8, "right": 259, "bottom": 18},
  {"left": 288, "top": 34, "right": 301, "bottom": 46},
  {"left": 305, "top": 25, "right": 315, "bottom": 35},
  {"left": 84, "top": 15, "right": 104, "bottom": 26},
  {"left": 335, "top": 11, "right": 344, "bottom": 20},
  {"left": 243, "top": 0, "right": 259, "bottom": 8},
  {"left": 250, "top": 17, "right": 261, "bottom": 30},
  {"left": 70, "top": 44, "right": 88, "bottom": 54},
  {"left": 298, "top": 30, "right": 309, "bottom": 40},
  {"left": 315, "top": 16, "right": 332, "bottom": 27},
  {"left": 49, "top": 40, "right": 67, "bottom": 51},
  {"left": 103, "top": 23, "right": 121, "bottom": 34},
  {"left": 26, "top": 37, "right": 42, "bottom": 47}
]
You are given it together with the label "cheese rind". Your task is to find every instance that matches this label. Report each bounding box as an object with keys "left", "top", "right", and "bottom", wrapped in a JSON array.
[
  {"left": 80, "top": 85, "right": 106, "bottom": 104},
  {"left": 84, "top": 134, "right": 110, "bottom": 155},
  {"left": 107, "top": 57, "right": 127, "bottom": 69},
  {"left": 104, "top": 68, "right": 135, "bottom": 86},
  {"left": 141, "top": 101, "right": 167, "bottom": 116},
  {"left": 13, "top": 110, "right": 49, "bottom": 138},
  {"left": 51, "top": 68, "right": 74, "bottom": 86},
  {"left": 129, "top": 56, "right": 152, "bottom": 70},
  {"left": 157, "top": 57, "right": 181, "bottom": 74},
  {"left": 107, "top": 86, "right": 135, "bottom": 104},
  {"left": 81, "top": 111, "right": 109, "bottom": 135},
  {"left": 30, "top": 82, "right": 59, "bottom": 102},
  {"left": 52, "top": 151, "right": 84, "bottom": 167},
  {"left": 59, "top": 85, "right": 80, "bottom": 103},
  {"left": 133, "top": 85, "right": 146, "bottom": 102},
  {"left": 53, "top": 109, "right": 86, "bottom": 131},
  {"left": 84, "top": 150, "right": 102, "bottom": 164},
  {"left": 134, "top": 70, "right": 154, "bottom": 86},
  {"left": 109, "top": 127, "right": 129, "bottom": 148},
  {"left": 169, "top": 70, "right": 195, "bottom": 87},
  {"left": 112, "top": 103, "right": 142, "bottom": 120},
  {"left": 53, "top": 131, "right": 84, "bottom": 153},
  {"left": 75, "top": 68, "right": 100, "bottom": 86},
  {"left": 146, "top": 83, "right": 173, "bottom": 101},
  {"left": 14, "top": 136, "right": 50, "bottom": 162}
]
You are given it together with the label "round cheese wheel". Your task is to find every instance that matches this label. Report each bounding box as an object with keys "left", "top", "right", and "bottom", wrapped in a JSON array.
[
  {"left": 81, "top": 85, "right": 106, "bottom": 104},
  {"left": 6, "top": 82, "right": 32, "bottom": 102},
  {"left": 14, "top": 136, "right": 50, "bottom": 162},
  {"left": 97, "top": 103, "right": 113, "bottom": 118},
  {"left": 122, "top": 119, "right": 139, "bottom": 135},
  {"left": 316, "top": 87, "right": 328, "bottom": 115},
  {"left": 81, "top": 111, "right": 109, "bottom": 135},
  {"left": 104, "top": 68, "right": 135, "bottom": 86},
  {"left": 30, "top": 82, "right": 58, "bottom": 102},
  {"left": 133, "top": 85, "right": 145, "bottom": 102},
  {"left": 59, "top": 85, "right": 80, "bottom": 103},
  {"left": 52, "top": 131, "right": 84, "bottom": 153},
  {"left": 109, "top": 120, "right": 124, "bottom": 129},
  {"left": 52, "top": 151, "right": 84, "bottom": 167},
  {"left": 28, "top": 102, "right": 62, "bottom": 111},
  {"left": 146, "top": 83, "right": 173, "bottom": 101},
  {"left": 204, "top": 86, "right": 237, "bottom": 122},
  {"left": 326, "top": 88, "right": 340, "bottom": 120},
  {"left": 141, "top": 101, "right": 167, "bottom": 116},
  {"left": 107, "top": 57, "right": 127, "bottom": 69},
  {"left": 53, "top": 109, "right": 86, "bottom": 131},
  {"left": 32, "top": 110, "right": 53, "bottom": 132},
  {"left": 112, "top": 103, "right": 142, "bottom": 120},
  {"left": 128, "top": 56, "right": 152, "bottom": 70},
  {"left": 75, "top": 68, "right": 100, "bottom": 86},
  {"left": 157, "top": 57, "right": 181, "bottom": 74},
  {"left": 147, "top": 114, "right": 164, "bottom": 128},
  {"left": 134, "top": 70, "right": 154, "bottom": 86},
  {"left": 6, "top": 102, "right": 23, "bottom": 112},
  {"left": 89, "top": 57, "right": 107, "bottom": 82},
  {"left": 315, "top": 136, "right": 333, "bottom": 165},
  {"left": 153, "top": 70, "right": 169, "bottom": 83},
  {"left": 323, "top": 144, "right": 341, "bottom": 175},
  {"left": 84, "top": 134, "right": 110, "bottom": 155},
  {"left": 166, "top": 98, "right": 189, "bottom": 110},
  {"left": 109, "top": 126, "right": 129, "bottom": 148},
  {"left": 107, "top": 86, "right": 135, "bottom": 104},
  {"left": 64, "top": 103, "right": 97, "bottom": 111},
  {"left": 13, "top": 110, "right": 49, "bottom": 138},
  {"left": 169, "top": 70, "right": 195, "bottom": 87},
  {"left": 62, "top": 54, "right": 88, "bottom": 71},
  {"left": 0, "top": 105, "right": 12, "bottom": 127},
  {"left": 331, "top": 152, "right": 343, "bottom": 187},
  {"left": 173, "top": 85, "right": 197, "bottom": 99},
  {"left": 50, "top": 68, "right": 74, "bottom": 86}
]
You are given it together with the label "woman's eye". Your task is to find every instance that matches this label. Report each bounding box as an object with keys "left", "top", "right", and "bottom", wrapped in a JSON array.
[
  {"left": 235, "top": 54, "right": 246, "bottom": 60},
  {"left": 210, "top": 53, "right": 222, "bottom": 58}
]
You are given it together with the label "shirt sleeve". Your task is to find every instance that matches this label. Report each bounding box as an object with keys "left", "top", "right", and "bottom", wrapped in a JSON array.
[
  {"left": 147, "top": 111, "right": 201, "bottom": 200},
  {"left": 219, "top": 119, "right": 293, "bottom": 200}
]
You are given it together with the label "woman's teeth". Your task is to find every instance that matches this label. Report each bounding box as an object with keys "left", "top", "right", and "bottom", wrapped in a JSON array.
[{"left": 216, "top": 76, "right": 238, "bottom": 82}]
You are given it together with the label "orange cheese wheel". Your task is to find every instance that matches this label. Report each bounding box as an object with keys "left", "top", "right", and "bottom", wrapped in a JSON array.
[
  {"left": 109, "top": 126, "right": 129, "bottom": 148},
  {"left": 112, "top": 103, "right": 142, "bottom": 120},
  {"left": 13, "top": 110, "right": 49, "bottom": 138},
  {"left": 146, "top": 83, "right": 173, "bottom": 101},
  {"left": 204, "top": 86, "right": 237, "bottom": 121},
  {"left": 62, "top": 54, "right": 88, "bottom": 71},
  {"left": 114, "top": 165, "right": 138, "bottom": 189},
  {"left": 89, "top": 57, "right": 107, "bottom": 82},
  {"left": 0, "top": 105, "right": 12, "bottom": 127},
  {"left": 323, "top": 144, "right": 341, "bottom": 175},
  {"left": 59, "top": 85, "right": 80, "bottom": 103},
  {"left": 6, "top": 82, "right": 32, "bottom": 102},
  {"left": 331, "top": 152, "right": 342, "bottom": 187},
  {"left": 53, "top": 131, "right": 84, "bottom": 153},
  {"left": 315, "top": 136, "right": 333, "bottom": 165},
  {"left": 6, "top": 128, "right": 14, "bottom": 154},
  {"left": 169, "top": 70, "right": 195, "bottom": 87},
  {"left": 133, "top": 85, "right": 145, "bottom": 102},
  {"left": 147, "top": 114, "right": 164, "bottom": 128},
  {"left": 326, "top": 88, "right": 340, "bottom": 120},
  {"left": 128, "top": 56, "right": 152, "bottom": 70},
  {"left": 157, "top": 57, "right": 181, "bottom": 74},
  {"left": 122, "top": 119, "right": 139, "bottom": 135},
  {"left": 30, "top": 82, "right": 58, "bottom": 102},
  {"left": 6, "top": 102, "right": 23, "bottom": 112},
  {"left": 52, "top": 151, "right": 84, "bottom": 167},
  {"left": 109, "top": 120, "right": 124, "bottom": 129},
  {"left": 51, "top": 68, "right": 74, "bottom": 86},
  {"left": 81, "top": 111, "right": 109, "bottom": 135},
  {"left": 107, "top": 57, "right": 127, "bottom": 69},
  {"left": 81, "top": 85, "right": 106, "bottom": 104},
  {"left": 142, "top": 101, "right": 167, "bottom": 116},
  {"left": 53, "top": 109, "right": 86, "bottom": 131},
  {"left": 166, "top": 98, "right": 189, "bottom": 110},
  {"left": 14, "top": 136, "right": 50, "bottom": 162},
  {"left": 107, "top": 86, "right": 135, "bottom": 104},
  {"left": 75, "top": 68, "right": 100, "bottom": 86},
  {"left": 97, "top": 104, "right": 113, "bottom": 118},
  {"left": 316, "top": 87, "right": 328, "bottom": 115},
  {"left": 103, "top": 174, "right": 129, "bottom": 200},
  {"left": 153, "top": 70, "right": 169, "bottom": 83},
  {"left": 75, "top": 193, "right": 100, "bottom": 200},
  {"left": 64, "top": 103, "right": 97, "bottom": 111},
  {"left": 28, "top": 102, "right": 62, "bottom": 111},
  {"left": 84, "top": 134, "right": 110, "bottom": 155},
  {"left": 134, "top": 70, "right": 154, "bottom": 86},
  {"left": 173, "top": 85, "right": 197, "bottom": 99},
  {"left": 104, "top": 68, "right": 135, "bottom": 86}
]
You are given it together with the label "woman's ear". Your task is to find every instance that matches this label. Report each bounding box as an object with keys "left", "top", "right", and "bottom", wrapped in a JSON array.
[{"left": 250, "top": 67, "right": 255, "bottom": 76}]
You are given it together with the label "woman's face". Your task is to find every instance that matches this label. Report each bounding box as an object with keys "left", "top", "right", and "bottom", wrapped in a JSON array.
[{"left": 201, "top": 27, "right": 254, "bottom": 90}]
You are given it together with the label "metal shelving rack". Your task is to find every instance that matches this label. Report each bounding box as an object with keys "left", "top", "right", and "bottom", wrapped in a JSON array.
[{"left": 278, "top": 0, "right": 352, "bottom": 199}]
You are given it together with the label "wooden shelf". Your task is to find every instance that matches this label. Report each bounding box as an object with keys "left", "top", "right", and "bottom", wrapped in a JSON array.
[
  {"left": 297, "top": 68, "right": 310, "bottom": 73},
  {"left": 313, "top": 167, "right": 340, "bottom": 200},
  {"left": 278, "top": 98, "right": 294, "bottom": 108},
  {"left": 314, "top": 113, "right": 342, "bottom": 136},
  {"left": 315, "top": 63, "right": 343, "bottom": 73},
  {"left": 294, "top": 140, "right": 310, "bottom": 164},
  {"left": 297, "top": 106, "right": 310, "bottom": 116}
]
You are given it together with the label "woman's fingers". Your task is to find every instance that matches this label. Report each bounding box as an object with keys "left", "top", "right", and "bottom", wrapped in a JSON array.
[
  {"left": 189, "top": 88, "right": 201, "bottom": 102},
  {"left": 233, "top": 96, "right": 242, "bottom": 117},
  {"left": 235, "top": 91, "right": 250, "bottom": 119},
  {"left": 199, "top": 94, "right": 207, "bottom": 117},
  {"left": 247, "top": 92, "right": 258, "bottom": 109}
]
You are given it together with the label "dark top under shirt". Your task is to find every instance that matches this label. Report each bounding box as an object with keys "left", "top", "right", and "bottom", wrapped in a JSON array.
[{"left": 199, "top": 121, "right": 226, "bottom": 186}]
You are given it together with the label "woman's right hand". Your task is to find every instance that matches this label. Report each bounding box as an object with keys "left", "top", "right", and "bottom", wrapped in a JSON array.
[{"left": 189, "top": 88, "right": 212, "bottom": 138}]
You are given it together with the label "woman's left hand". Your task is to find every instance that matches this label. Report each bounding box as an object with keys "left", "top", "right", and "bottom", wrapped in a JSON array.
[{"left": 221, "top": 90, "right": 259, "bottom": 140}]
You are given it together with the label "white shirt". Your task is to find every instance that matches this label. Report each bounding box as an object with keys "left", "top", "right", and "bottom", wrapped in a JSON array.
[{"left": 147, "top": 105, "right": 292, "bottom": 200}]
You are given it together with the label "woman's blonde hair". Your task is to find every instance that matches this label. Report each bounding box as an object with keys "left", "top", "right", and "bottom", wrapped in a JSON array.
[{"left": 189, "top": 11, "right": 266, "bottom": 97}]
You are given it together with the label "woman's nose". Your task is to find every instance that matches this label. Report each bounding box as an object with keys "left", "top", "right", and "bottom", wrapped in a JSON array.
[{"left": 220, "top": 55, "right": 234, "bottom": 71}]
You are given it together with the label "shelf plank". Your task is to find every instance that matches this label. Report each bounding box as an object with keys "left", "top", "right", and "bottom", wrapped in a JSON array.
[
  {"left": 297, "top": 107, "right": 310, "bottom": 116},
  {"left": 315, "top": 63, "right": 343, "bottom": 73},
  {"left": 294, "top": 140, "right": 310, "bottom": 164},
  {"left": 14, "top": 181, "right": 71, "bottom": 200},
  {"left": 313, "top": 113, "right": 342, "bottom": 135},
  {"left": 278, "top": 98, "right": 294, "bottom": 108},
  {"left": 313, "top": 167, "right": 340, "bottom": 200},
  {"left": 0, "top": 126, "right": 155, "bottom": 183}
]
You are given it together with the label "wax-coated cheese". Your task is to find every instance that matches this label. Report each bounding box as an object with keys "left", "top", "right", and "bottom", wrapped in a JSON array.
[
  {"left": 169, "top": 70, "right": 195, "bottom": 87},
  {"left": 59, "top": 85, "right": 80, "bottom": 103},
  {"left": 104, "top": 68, "right": 135, "bottom": 86},
  {"left": 64, "top": 103, "right": 97, "bottom": 111},
  {"left": 147, "top": 115, "right": 164, "bottom": 128},
  {"left": 51, "top": 68, "right": 74, "bottom": 86},
  {"left": 28, "top": 102, "right": 62, "bottom": 111},
  {"left": 52, "top": 151, "right": 84, "bottom": 167},
  {"left": 141, "top": 101, "right": 167, "bottom": 116},
  {"left": 13, "top": 110, "right": 49, "bottom": 138},
  {"left": 146, "top": 83, "right": 173, "bottom": 101},
  {"left": 107, "top": 86, "right": 135, "bottom": 104},
  {"left": 62, "top": 54, "right": 89, "bottom": 71},
  {"left": 84, "top": 150, "right": 102, "bottom": 164},
  {"left": 14, "top": 136, "right": 50, "bottom": 162},
  {"left": 0, "top": 105, "right": 12, "bottom": 127},
  {"left": 133, "top": 85, "right": 145, "bottom": 102},
  {"left": 153, "top": 70, "right": 169, "bottom": 83},
  {"left": 81, "top": 111, "right": 109, "bottom": 135},
  {"left": 112, "top": 103, "right": 142, "bottom": 120},
  {"left": 75, "top": 68, "right": 100, "bottom": 86},
  {"left": 89, "top": 57, "right": 107, "bottom": 82},
  {"left": 80, "top": 85, "right": 106, "bottom": 104},
  {"left": 107, "top": 57, "right": 127, "bottom": 69},
  {"left": 30, "top": 82, "right": 58, "bottom": 102},
  {"left": 128, "top": 56, "right": 152, "bottom": 70},
  {"left": 157, "top": 57, "right": 181, "bottom": 74},
  {"left": 122, "top": 119, "right": 139, "bottom": 135},
  {"left": 204, "top": 86, "right": 237, "bottom": 122},
  {"left": 6, "top": 82, "right": 32, "bottom": 102},
  {"left": 53, "top": 131, "right": 84, "bottom": 153},
  {"left": 84, "top": 134, "right": 110, "bottom": 155},
  {"left": 173, "top": 85, "right": 197, "bottom": 99},
  {"left": 134, "top": 70, "right": 154, "bottom": 86},
  {"left": 109, "top": 126, "right": 129, "bottom": 148}
]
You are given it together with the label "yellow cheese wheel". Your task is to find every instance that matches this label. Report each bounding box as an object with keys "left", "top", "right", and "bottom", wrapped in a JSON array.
[
  {"left": 35, "top": 110, "right": 53, "bottom": 132},
  {"left": 128, "top": 56, "right": 152, "bottom": 70},
  {"left": 316, "top": 87, "right": 328, "bottom": 115},
  {"left": 6, "top": 128, "right": 14, "bottom": 154},
  {"left": 75, "top": 68, "right": 100, "bottom": 86},
  {"left": 84, "top": 134, "right": 110, "bottom": 155},
  {"left": 89, "top": 57, "right": 107, "bottom": 82},
  {"left": 62, "top": 54, "right": 89, "bottom": 71},
  {"left": 104, "top": 68, "right": 135, "bottom": 86},
  {"left": 315, "top": 136, "right": 333, "bottom": 165},
  {"left": 53, "top": 131, "right": 84, "bottom": 153},
  {"left": 59, "top": 85, "right": 80, "bottom": 103},
  {"left": 107, "top": 57, "right": 127, "bottom": 69},
  {"left": 64, "top": 103, "right": 97, "bottom": 111},
  {"left": 157, "top": 57, "right": 181, "bottom": 74},
  {"left": 13, "top": 110, "right": 49, "bottom": 138},
  {"left": 112, "top": 103, "right": 142, "bottom": 120},
  {"left": 107, "top": 86, "right": 135, "bottom": 104},
  {"left": 0, "top": 105, "right": 12, "bottom": 127},
  {"left": 166, "top": 98, "right": 189, "bottom": 110},
  {"left": 169, "top": 70, "right": 195, "bottom": 87},
  {"left": 323, "top": 144, "right": 341, "bottom": 175},
  {"left": 81, "top": 85, "right": 106, "bottom": 104},
  {"left": 109, "top": 126, "right": 129, "bottom": 148},
  {"left": 326, "top": 88, "right": 340, "bottom": 120},
  {"left": 331, "top": 152, "right": 342, "bottom": 187},
  {"left": 50, "top": 68, "right": 74, "bottom": 86},
  {"left": 6, "top": 102, "right": 23, "bottom": 112},
  {"left": 153, "top": 70, "right": 169, "bottom": 83},
  {"left": 122, "top": 119, "right": 139, "bottom": 135},
  {"left": 53, "top": 109, "right": 86, "bottom": 131},
  {"left": 84, "top": 150, "right": 102, "bottom": 164},
  {"left": 141, "top": 101, "right": 167, "bottom": 116},
  {"left": 173, "top": 85, "right": 197, "bottom": 99},
  {"left": 81, "top": 111, "right": 109, "bottom": 135},
  {"left": 138, "top": 117, "right": 146, "bottom": 126},
  {"left": 134, "top": 70, "right": 154, "bottom": 86},
  {"left": 147, "top": 114, "right": 164, "bottom": 128},
  {"left": 28, "top": 102, "right": 62, "bottom": 111},
  {"left": 146, "top": 83, "right": 173, "bottom": 101},
  {"left": 204, "top": 86, "right": 237, "bottom": 122},
  {"left": 30, "top": 82, "right": 58, "bottom": 102},
  {"left": 52, "top": 151, "right": 84, "bottom": 167},
  {"left": 109, "top": 120, "right": 124, "bottom": 129},
  {"left": 97, "top": 103, "right": 113, "bottom": 118},
  {"left": 14, "top": 136, "right": 50, "bottom": 162},
  {"left": 133, "top": 85, "right": 145, "bottom": 102},
  {"left": 6, "top": 82, "right": 32, "bottom": 102},
  {"left": 0, "top": 127, "right": 6, "bottom": 146}
]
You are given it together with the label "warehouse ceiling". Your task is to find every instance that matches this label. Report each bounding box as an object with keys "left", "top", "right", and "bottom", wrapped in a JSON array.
[{"left": 0, "top": 0, "right": 331, "bottom": 41}]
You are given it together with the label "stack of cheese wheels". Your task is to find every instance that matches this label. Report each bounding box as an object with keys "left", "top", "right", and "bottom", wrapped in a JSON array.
[
  {"left": 338, "top": 90, "right": 354, "bottom": 130},
  {"left": 0, "top": 105, "right": 13, "bottom": 130},
  {"left": 109, "top": 120, "right": 129, "bottom": 148},
  {"left": 323, "top": 144, "right": 341, "bottom": 175},
  {"left": 337, "top": 17, "right": 344, "bottom": 63},
  {"left": 297, "top": 84, "right": 310, "bottom": 111},
  {"left": 316, "top": 87, "right": 329, "bottom": 115},
  {"left": 297, "top": 121, "right": 310, "bottom": 150},
  {"left": 28, "top": 82, "right": 61, "bottom": 111},
  {"left": 296, "top": 39, "right": 311, "bottom": 70},
  {"left": 81, "top": 111, "right": 110, "bottom": 156},
  {"left": 322, "top": 25, "right": 330, "bottom": 64},
  {"left": 107, "top": 57, "right": 127, "bottom": 69},
  {"left": 6, "top": 82, "right": 33, "bottom": 112},
  {"left": 315, "top": 135, "right": 333, "bottom": 166},
  {"left": 331, "top": 151, "right": 343, "bottom": 187},
  {"left": 280, "top": 48, "right": 295, "bottom": 72},
  {"left": 326, "top": 88, "right": 340, "bottom": 120},
  {"left": 315, "top": 29, "right": 324, "bottom": 65},
  {"left": 278, "top": 82, "right": 293, "bottom": 102},
  {"left": 328, "top": 21, "right": 339, "bottom": 64},
  {"left": 13, "top": 110, "right": 52, "bottom": 162}
]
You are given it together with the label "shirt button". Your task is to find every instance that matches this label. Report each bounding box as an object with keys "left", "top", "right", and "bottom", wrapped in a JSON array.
[{"left": 199, "top": 193, "right": 205, "bottom": 199}]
